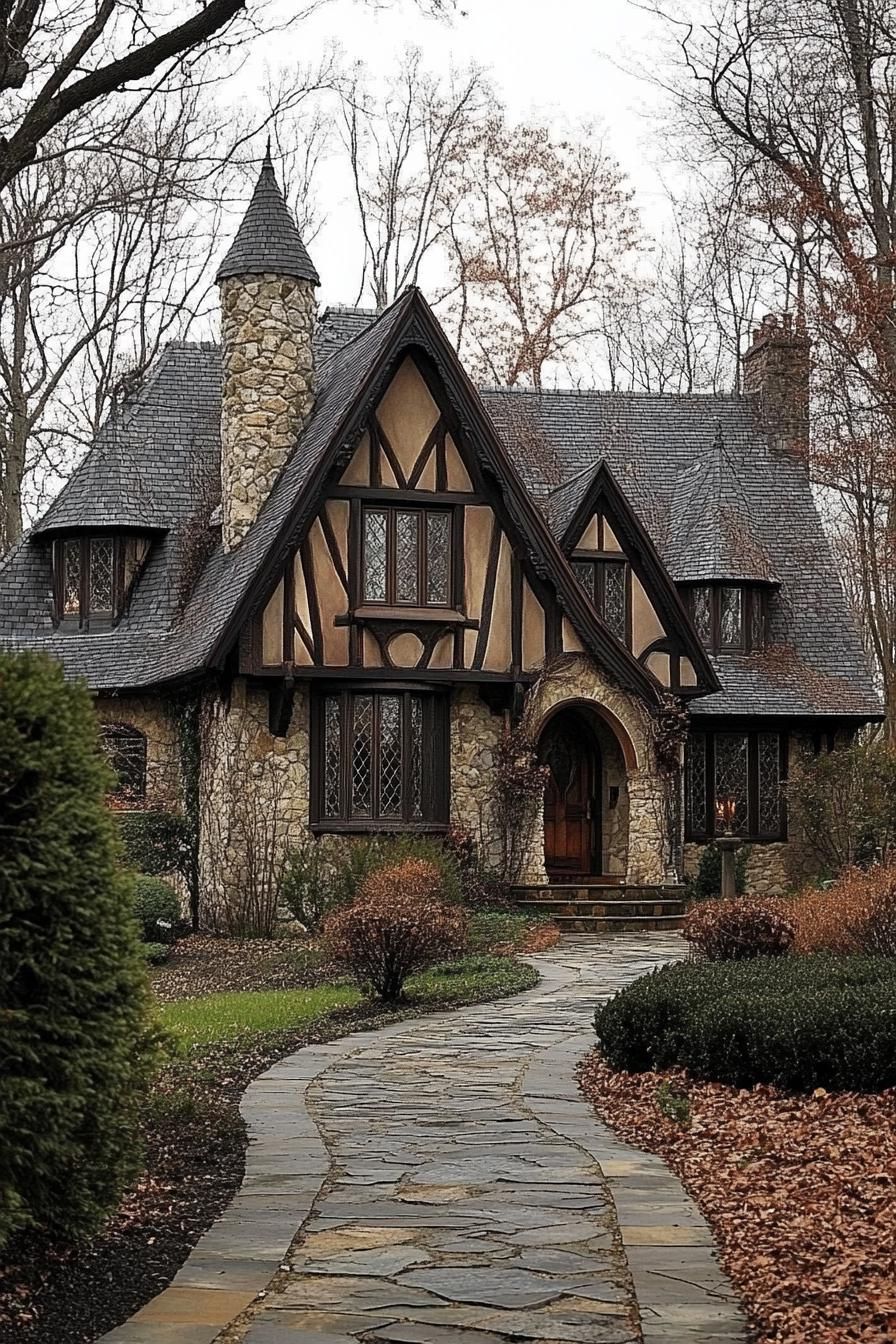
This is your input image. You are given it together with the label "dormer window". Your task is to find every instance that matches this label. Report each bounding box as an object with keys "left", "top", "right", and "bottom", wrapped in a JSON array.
[
  {"left": 571, "top": 557, "right": 629, "bottom": 642},
  {"left": 687, "top": 584, "right": 767, "bottom": 652},
  {"left": 53, "top": 534, "right": 149, "bottom": 630},
  {"left": 362, "top": 506, "right": 452, "bottom": 608}
]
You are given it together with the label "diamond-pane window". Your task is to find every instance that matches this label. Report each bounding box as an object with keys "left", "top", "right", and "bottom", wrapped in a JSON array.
[
  {"left": 396, "top": 512, "right": 420, "bottom": 603},
  {"left": 714, "top": 733, "right": 750, "bottom": 836},
  {"left": 351, "top": 695, "right": 374, "bottom": 816},
  {"left": 363, "top": 511, "right": 388, "bottom": 602},
  {"left": 692, "top": 587, "right": 712, "bottom": 643},
  {"left": 90, "top": 538, "right": 114, "bottom": 614},
  {"left": 324, "top": 696, "right": 342, "bottom": 817},
  {"left": 758, "top": 733, "right": 781, "bottom": 835},
  {"left": 686, "top": 733, "right": 708, "bottom": 836},
  {"left": 572, "top": 560, "right": 595, "bottom": 602},
  {"left": 751, "top": 591, "right": 766, "bottom": 650},
  {"left": 426, "top": 513, "right": 451, "bottom": 605},
  {"left": 719, "top": 586, "right": 744, "bottom": 647},
  {"left": 63, "top": 540, "right": 81, "bottom": 616},
  {"left": 409, "top": 696, "right": 423, "bottom": 818},
  {"left": 361, "top": 507, "right": 452, "bottom": 607},
  {"left": 685, "top": 730, "right": 785, "bottom": 842},
  {"left": 316, "top": 691, "right": 446, "bottom": 826},
  {"left": 601, "top": 562, "right": 627, "bottom": 640},
  {"left": 379, "top": 696, "right": 403, "bottom": 816}
]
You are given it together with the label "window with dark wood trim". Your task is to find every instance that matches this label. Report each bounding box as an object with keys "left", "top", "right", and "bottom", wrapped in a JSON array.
[
  {"left": 312, "top": 689, "right": 449, "bottom": 829},
  {"left": 686, "top": 584, "right": 767, "bottom": 652},
  {"left": 53, "top": 534, "right": 149, "bottom": 630},
  {"left": 362, "top": 506, "right": 453, "bottom": 608},
  {"left": 99, "top": 723, "right": 147, "bottom": 804},
  {"left": 571, "top": 557, "right": 630, "bottom": 643},
  {"left": 685, "top": 729, "right": 786, "bottom": 841}
]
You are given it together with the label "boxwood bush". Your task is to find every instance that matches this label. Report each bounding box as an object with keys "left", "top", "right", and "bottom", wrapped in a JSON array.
[
  {"left": 132, "top": 875, "right": 181, "bottom": 945},
  {"left": 595, "top": 955, "right": 896, "bottom": 1093}
]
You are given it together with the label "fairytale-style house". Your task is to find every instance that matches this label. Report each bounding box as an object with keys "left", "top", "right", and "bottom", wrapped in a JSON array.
[{"left": 0, "top": 155, "right": 882, "bottom": 926}]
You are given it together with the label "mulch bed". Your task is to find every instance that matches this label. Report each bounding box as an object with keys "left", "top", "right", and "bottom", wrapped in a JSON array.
[{"left": 579, "top": 1051, "right": 896, "bottom": 1344}]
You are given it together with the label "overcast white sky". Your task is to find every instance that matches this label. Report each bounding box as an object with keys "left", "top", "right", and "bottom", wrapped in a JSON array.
[{"left": 227, "top": 0, "right": 677, "bottom": 309}]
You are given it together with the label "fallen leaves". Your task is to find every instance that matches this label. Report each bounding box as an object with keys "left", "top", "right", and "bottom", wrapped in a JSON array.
[{"left": 579, "top": 1052, "right": 896, "bottom": 1344}]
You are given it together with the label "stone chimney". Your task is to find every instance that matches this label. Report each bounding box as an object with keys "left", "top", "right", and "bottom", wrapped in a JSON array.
[
  {"left": 217, "top": 147, "right": 320, "bottom": 550},
  {"left": 742, "top": 312, "right": 811, "bottom": 467}
]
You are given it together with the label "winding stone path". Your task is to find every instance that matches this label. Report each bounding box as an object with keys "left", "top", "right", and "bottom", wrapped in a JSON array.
[{"left": 102, "top": 936, "right": 747, "bottom": 1344}]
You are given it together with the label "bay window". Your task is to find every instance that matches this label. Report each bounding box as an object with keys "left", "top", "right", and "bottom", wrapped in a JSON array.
[
  {"left": 312, "top": 688, "right": 449, "bottom": 829},
  {"left": 53, "top": 534, "right": 149, "bottom": 629}
]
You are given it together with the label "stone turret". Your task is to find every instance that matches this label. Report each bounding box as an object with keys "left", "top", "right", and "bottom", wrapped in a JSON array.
[
  {"left": 742, "top": 312, "right": 811, "bottom": 468},
  {"left": 217, "top": 148, "right": 320, "bottom": 550}
]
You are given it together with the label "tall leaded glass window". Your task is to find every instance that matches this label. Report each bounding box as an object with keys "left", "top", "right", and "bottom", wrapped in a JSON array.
[
  {"left": 62, "top": 539, "right": 81, "bottom": 617},
  {"left": 90, "top": 538, "right": 114, "bottom": 614},
  {"left": 691, "top": 587, "right": 712, "bottom": 643},
  {"left": 362, "top": 507, "right": 453, "bottom": 607},
  {"left": 685, "top": 730, "right": 785, "bottom": 841},
  {"left": 714, "top": 732, "right": 750, "bottom": 835},
  {"left": 315, "top": 690, "right": 448, "bottom": 827},
  {"left": 719, "top": 587, "right": 743, "bottom": 648},
  {"left": 570, "top": 558, "right": 629, "bottom": 643}
]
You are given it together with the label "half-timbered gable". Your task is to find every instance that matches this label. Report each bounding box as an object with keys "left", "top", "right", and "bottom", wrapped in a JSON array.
[{"left": 547, "top": 460, "right": 716, "bottom": 698}]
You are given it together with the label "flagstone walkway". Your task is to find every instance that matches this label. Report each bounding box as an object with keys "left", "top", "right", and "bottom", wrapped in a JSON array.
[{"left": 103, "top": 936, "right": 747, "bottom": 1344}]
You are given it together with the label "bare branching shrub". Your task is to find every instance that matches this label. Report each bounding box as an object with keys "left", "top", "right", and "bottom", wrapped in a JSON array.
[
  {"left": 792, "top": 866, "right": 896, "bottom": 958},
  {"left": 683, "top": 897, "right": 795, "bottom": 961},
  {"left": 323, "top": 860, "right": 467, "bottom": 1000}
]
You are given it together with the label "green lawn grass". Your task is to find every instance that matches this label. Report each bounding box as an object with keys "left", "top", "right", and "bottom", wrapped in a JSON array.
[
  {"left": 159, "top": 982, "right": 361, "bottom": 1045},
  {"left": 158, "top": 955, "right": 537, "bottom": 1048}
]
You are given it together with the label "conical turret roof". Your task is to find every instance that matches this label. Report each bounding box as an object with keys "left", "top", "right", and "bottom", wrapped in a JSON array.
[{"left": 216, "top": 146, "right": 320, "bottom": 284}]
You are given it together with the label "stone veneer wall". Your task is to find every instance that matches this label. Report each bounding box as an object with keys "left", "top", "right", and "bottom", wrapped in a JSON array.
[
  {"left": 198, "top": 678, "right": 310, "bottom": 927},
  {"left": 450, "top": 687, "right": 507, "bottom": 871},
  {"left": 94, "top": 694, "right": 182, "bottom": 811},
  {"left": 219, "top": 272, "right": 316, "bottom": 550}
]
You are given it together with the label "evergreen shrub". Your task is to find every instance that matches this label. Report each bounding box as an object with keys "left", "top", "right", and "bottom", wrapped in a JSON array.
[
  {"left": 0, "top": 652, "right": 157, "bottom": 1249},
  {"left": 686, "top": 841, "right": 750, "bottom": 900},
  {"left": 132, "top": 875, "right": 181, "bottom": 945},
  {"left": 595, "top": 955, "right": 896, "bottom": 1092}
]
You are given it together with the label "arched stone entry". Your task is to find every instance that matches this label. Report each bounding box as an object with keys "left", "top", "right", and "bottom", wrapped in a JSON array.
[{"left": 538, "top": 703, "right": 631, "bottom": 879}]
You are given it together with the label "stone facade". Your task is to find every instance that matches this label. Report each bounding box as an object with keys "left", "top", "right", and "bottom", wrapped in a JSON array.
[
  {"left": 219, "top": 273, "right": 316, "bottom": 550},
  {"left": 94, "top": 693, "right": 182, "bottom": 811},
  {"left": 450, "top": 687, "right": 508, "bottom": 872},
  {"left": 198, "top": 678, "right": 310, "bottom": 928}
]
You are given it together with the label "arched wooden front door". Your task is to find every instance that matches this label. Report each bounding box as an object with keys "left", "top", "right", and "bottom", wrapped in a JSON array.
[{"left": 540, "top": 709, "right": 601, "bottom": 879}]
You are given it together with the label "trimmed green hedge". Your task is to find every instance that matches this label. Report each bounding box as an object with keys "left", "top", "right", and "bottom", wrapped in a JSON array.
[
  {"left": 0, "top": 652, "right": 157, "bottom": 1249},
  {"left": 595, "top": 955, "right": 896, "bottom": 1093}
]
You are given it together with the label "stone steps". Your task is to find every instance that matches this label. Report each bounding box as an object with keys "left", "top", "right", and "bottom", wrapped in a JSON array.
[{"left": 513, "top": 883, "right": 686, "bottom": 934}]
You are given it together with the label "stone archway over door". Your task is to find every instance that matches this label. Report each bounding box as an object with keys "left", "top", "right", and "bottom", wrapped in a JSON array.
[{"left": 540, "top": 708, "right": 603, "bottom": 879}]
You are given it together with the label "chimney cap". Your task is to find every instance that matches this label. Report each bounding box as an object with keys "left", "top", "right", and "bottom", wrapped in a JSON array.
[
  {"left": 216, "top": 144, "right": 320, "bottom": 285},
  {"left": 747, "top": 310, "right": 809, "bottom": 349}
]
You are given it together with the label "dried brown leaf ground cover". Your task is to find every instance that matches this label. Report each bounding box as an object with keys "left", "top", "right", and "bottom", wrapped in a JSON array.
[{"left": 580, "top": 1052, "right": 896, "bottom": 1344}]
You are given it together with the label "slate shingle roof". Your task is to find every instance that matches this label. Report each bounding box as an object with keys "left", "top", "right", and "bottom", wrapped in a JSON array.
[
  {"left": 0, "top": 299, "right": 882, "bottom": 720},
  {"left": 216, "top": 151, "right": 320, "bottom": 285}
]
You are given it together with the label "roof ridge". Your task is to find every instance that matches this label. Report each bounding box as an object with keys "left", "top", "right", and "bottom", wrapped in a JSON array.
[{"left": 480, "top": 385, "right": 749, "bottom": 401}]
